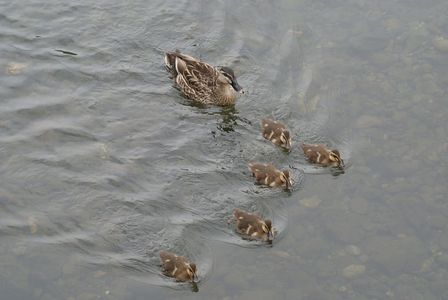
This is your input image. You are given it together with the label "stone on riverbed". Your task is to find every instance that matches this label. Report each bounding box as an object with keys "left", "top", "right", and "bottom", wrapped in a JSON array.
[{"left": 342, "top": 264, "right": 366, "bottom": 278}]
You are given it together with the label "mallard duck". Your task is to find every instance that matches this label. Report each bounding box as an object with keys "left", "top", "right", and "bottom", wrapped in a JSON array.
[
  {"left": 261, "top": 118, "right": 292, "bottom": 150},
  {"left": 301, "top": 143, "right": 344, "bottom": 168},
  {"left": 248, "top": 162, "right": 292, "bottom": 189},
  {"left": 228, "top": 208, "right": 273, "bottom": 242},
  {"left": 159, "top": 251, "right": 198, "bottom": 282},
  {"left": 164, "top": 50, "right": 243, "bottom": 106}
]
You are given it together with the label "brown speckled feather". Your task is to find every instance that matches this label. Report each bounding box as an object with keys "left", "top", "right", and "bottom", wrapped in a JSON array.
[
  {"left": 248, "top": 162, "right": 292, "bottom": 189},
  {"left": 159, "top": 251, "right": 197, "bottom": 282},
  {"left": 231, "top": 208, "right": 273, "bottom": 242},
  {"left": 301, "top": 143, "right": 344, "bottom": 168},
  {"left": 261, "top": 118, "right": 292, "bottom": 150},
  {"left": 164, "top": 51, "right": 240, "bottom": 105}
]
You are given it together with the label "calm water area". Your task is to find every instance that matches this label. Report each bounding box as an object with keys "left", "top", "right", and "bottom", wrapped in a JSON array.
[{"left": 1, "top": 0, "right": 447, "bottom": 299}]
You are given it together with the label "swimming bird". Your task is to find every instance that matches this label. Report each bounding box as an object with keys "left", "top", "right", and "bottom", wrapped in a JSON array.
[
  {"left": 301, "top": 143, "right": 344, "bottom": 168},
  {"left": 164, "top": 50, "right": 243, "bottom": 106},
  {"left": 261, "top": 118, "right": 292, "bottom": 150},
  {"left": 159, "top": 250, "right": 198, "bottom": 282},
  {"left": 248, "top": 162, "right": 292, "bottom": 189},
  {"left": 228, "top": 208, "right": 273, "bottom": 242}
]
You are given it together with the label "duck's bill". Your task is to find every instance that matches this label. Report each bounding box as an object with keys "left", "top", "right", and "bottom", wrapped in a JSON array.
[{"left": 231, "top": 81, "right": 244, "bottom": 93}]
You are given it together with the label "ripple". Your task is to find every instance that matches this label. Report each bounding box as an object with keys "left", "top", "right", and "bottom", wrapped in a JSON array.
[{"left": 0, "top": 0, "right": 355, "bottom": 295}]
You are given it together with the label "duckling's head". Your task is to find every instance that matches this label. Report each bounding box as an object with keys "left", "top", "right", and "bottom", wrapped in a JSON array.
[
  {"left": 187, "top": 263, "right": 198, "bottom": 282},
  {"left": 279, "top": 130, "right": 292, "bottom": 150},
  {"left": 329, "top": 150, "right": 344, "bottom": 168},
  {"left": 263, "top": 219, "right": 274, "bottom": 241},
  {"left": 280, "top": 170, "right": 292, "bottom": 189},
  {"left": 218, "top": 66, "right": 243, "bottom": 93}
]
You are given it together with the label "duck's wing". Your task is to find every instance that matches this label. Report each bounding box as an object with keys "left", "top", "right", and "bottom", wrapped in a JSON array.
[
  {"left": 302, "top": 144, "right": 329, "bottom": 163},
  {"left": 178, "top": 56, "right": 218, "bottom": 83}
]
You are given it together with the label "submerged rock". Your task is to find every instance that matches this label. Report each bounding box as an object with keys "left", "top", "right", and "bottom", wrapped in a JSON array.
[
  {"left": 6, "top": 62, "right": 27, "bottom": 75},
  {"left": 435, "top": 253, "right": 448, "bottom": 267},
  {"left": 342, "top": 264, "right": 366, "bottom": 278},
  {"left": 364, "top": 235, "right": 426, "bottom": 274},
  {"left": 299, "top": 196, "right": 322, "bottom": 208},
  {"left": 432, "top": 36, "right": 448, "bottom": 53},
  {"left": 271, "top": 250, "right": 291, "bottom": 258},
  {"left": 355, "top": 115, "right": 384, "bottom": 129},
  {"left": 345, "top": 245, "right": 361, "bottom": 256}
]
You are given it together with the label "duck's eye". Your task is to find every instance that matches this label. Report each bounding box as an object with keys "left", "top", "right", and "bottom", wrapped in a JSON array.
[{"left": 222, "top": 73, "right": 233, "bottom": 83}]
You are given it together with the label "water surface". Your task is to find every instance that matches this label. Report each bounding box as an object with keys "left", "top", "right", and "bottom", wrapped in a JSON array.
[{"left": 1, "top": 0, "right": 448, "bottom": 299}]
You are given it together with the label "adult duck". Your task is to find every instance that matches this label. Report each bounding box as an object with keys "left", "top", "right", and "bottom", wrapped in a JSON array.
[{"left": 164, "top": 50, "right": 243, "bottom": 106}]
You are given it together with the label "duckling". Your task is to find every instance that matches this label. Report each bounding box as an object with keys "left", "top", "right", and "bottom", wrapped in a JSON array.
[
  {"left": 261, "top": 118, "right": 292, "bottom": 150},
  {"left": 228, "top": 208, "right": 273, "bottom": 242},
  {"left": 159, "top": 251, "right": 198, "bottom": 282},
  {"left": 301, "top": 143, "right": 344, "bottom": 168},
  {"left": 164, "top": 50, "right": 243, "bottom": 106},
  {"left": 248, "top": 162, "right": 292, "bottom": 189}
]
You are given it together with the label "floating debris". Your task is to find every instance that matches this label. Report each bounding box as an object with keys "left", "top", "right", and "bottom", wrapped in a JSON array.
[{"left": 55, "top": 49, "right": 78, "bottom": 56}]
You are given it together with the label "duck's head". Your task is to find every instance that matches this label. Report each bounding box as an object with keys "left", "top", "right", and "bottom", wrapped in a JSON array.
[
  {"left": 263, "top": 219, "right": 274, "bottom": 241},
  {"left": 280, "top": 170, "right": 292, "bottom": 189},
  {"left": 329, "top": 150, "right": 344, "bottom": 168},
  {"left": 187, "top": 263, "right": 198, "bottom": 283},
  {"left": 279, "top": 130, "right": 292, "bottom": 150},
  {"left": 218, "top": 66, "right": 243, "bottom": 93}
]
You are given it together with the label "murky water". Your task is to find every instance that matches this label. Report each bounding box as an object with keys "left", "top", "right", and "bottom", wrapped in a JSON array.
[{"left": 1, "top": 0, "right": 448, "bottom": 299}]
